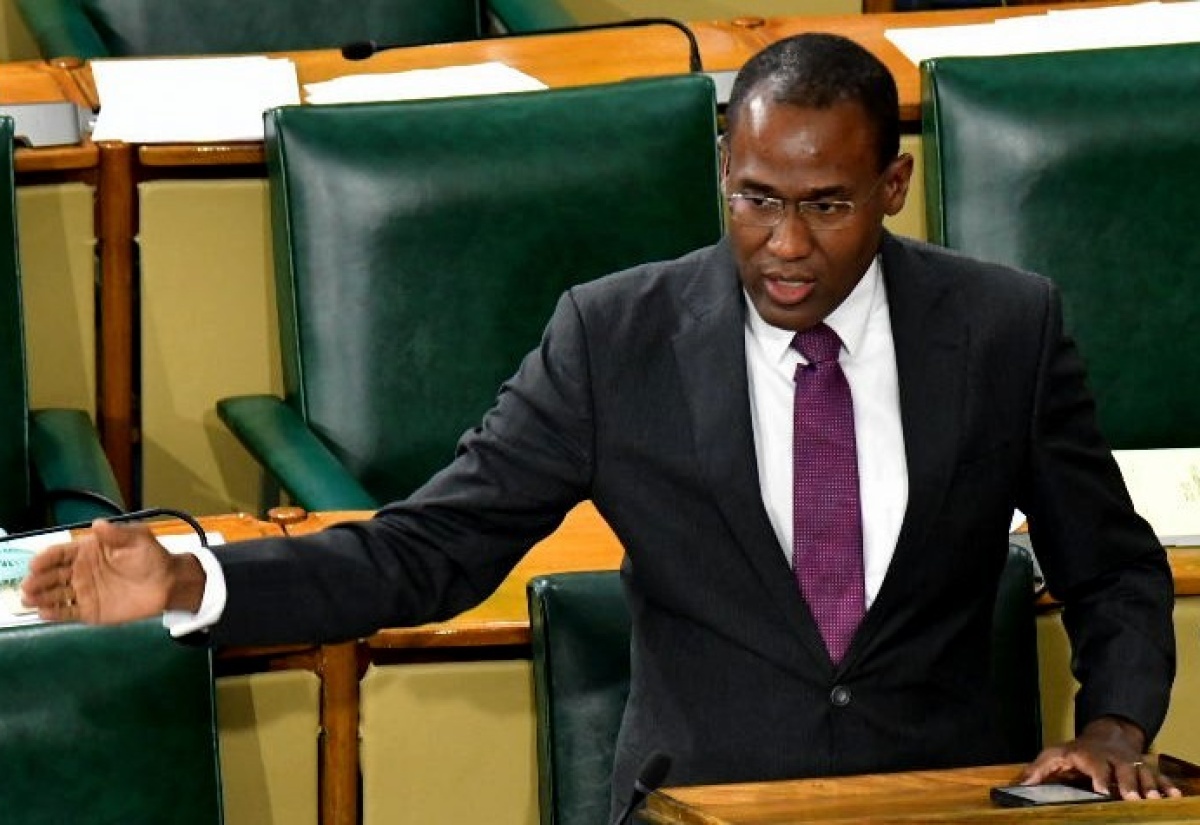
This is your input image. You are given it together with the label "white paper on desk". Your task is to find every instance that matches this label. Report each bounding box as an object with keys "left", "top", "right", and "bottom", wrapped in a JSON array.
[
  {"left": 0, "top": 530, "right": 70, "bottom": 628},
  {"left": 885, "top": 1, "right": 1200, "bottom": 65},
  {"left": 1113, "top": 448, "right": 1200, "bottom": 547},
  {"left": 90, "top": 56, "right": 300, "bottom": 143},
  {"left": 304, "top": 61, "right": 547, "bottom": 105}
]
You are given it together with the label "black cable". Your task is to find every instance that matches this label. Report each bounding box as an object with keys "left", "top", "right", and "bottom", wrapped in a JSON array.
[
  {"left": 343, "top": 17, "right": 704, "bottom": 73},
  {"left": 0, "top": 507, "right": 209, "bottom": 549}
]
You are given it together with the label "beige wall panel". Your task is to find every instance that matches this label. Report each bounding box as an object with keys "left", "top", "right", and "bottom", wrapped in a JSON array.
[
  {"left": 139, "top": 179, "right": 280, "bottom": 516},
  {"left": 886, "top": 133, "right": 925, "bottom": 242},
  {"left": 1149, "top": 597, "right": 1200, "bottom": 762},
  {"left": 1035, "top": 608, "right": 1075, "bottom": 747},
  {"left": 216, "top": 670, "right": 321, "bottom": 825},
  {"left": 361, "top": 660, "right": 538, "bottom": 825},
  {"left": 17, "top": 183, "right": 96, "bottom": 414},
  {"left": 1037, "top": 598, "right": 1200, "bottom": 762},
  {"left": 0, "top": 0, "right": 38, "bottom": 60},
  {"left": 555, "top": 0, "right": 861, "bottom": 20}
]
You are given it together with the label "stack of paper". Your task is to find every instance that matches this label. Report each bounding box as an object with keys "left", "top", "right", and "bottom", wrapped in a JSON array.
[
  {"left": 304, "top": 61, "right": 547, "bottom": 105},
  {"left": 886, "top": 1, "right": 1200, "bottom": 65},
  {"left": 91, "top": 56, "right": 300, "bottom": 143}
]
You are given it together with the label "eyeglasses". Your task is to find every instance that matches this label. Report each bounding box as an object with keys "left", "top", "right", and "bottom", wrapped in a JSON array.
[{"left": 725, "top": 165, "right": 894, "bottom": 232}]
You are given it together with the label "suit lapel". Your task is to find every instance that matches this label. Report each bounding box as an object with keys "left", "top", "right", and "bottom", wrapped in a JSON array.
[
  {"left": 672, "top": 240, "right": 832, "bottom": 670},
  {"left": 841, "top": 234, "right": 970, "bottom": 670}
]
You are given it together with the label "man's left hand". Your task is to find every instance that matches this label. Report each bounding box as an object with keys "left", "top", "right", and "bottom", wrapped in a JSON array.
[{"left": 1020, "top": 716, "right": 1181, "bottom": 800}]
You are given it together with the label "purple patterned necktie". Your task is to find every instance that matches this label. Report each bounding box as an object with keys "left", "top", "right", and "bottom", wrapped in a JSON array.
[{"left": 792, "top": 323, "right": 865, "bottom": 665}]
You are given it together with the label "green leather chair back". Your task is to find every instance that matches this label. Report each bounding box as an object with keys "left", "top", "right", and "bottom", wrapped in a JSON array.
[
  {"left": 262, "top": 76, "right": 722, "bottom": 505},
  {"left": 0, "top": 619, "right": 223, "bottom": 825},
  {"left": 923, "top": 44, "right": 1200, "bottom": 450},
  {"left": 0, "top": 116, "right": 123, "bottom": 530},
  {"left": 528, "top": 571, "right": 631, "bottom": 825},
  {"left": 528, "top": 547, "right": 1039, "bottom": 825},
  {"left": 17, "top": 0, "right": 482, "bottom": 59},
  {"left": 0, "top": 117, "right": 31, "bottom": 530},
  {"left": 490, "top": 0, "right": 862, "bottom": 31}
]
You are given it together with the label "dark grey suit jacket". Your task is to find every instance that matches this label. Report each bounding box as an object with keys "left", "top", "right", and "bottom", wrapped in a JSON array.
[{"left": 213, "top": 234, "right": 1174, "bottom": 800}]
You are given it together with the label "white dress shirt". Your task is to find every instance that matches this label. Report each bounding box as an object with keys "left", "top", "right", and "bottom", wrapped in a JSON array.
[{"left": 744, "top": 256, "right": 908, "bottom": 608}]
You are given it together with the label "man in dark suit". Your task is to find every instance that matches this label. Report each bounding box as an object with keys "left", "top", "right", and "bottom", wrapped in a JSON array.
[{"left": 24, "top": 33, "right": 1177, "bottom": 807}]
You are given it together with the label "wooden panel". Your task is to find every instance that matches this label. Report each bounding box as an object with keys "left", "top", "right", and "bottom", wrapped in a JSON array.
[
  {"left": 17, "top": 183, "right": 96, "bottom": 414},
  {"left": 361, "top": 661, "right": 538, "bottom": 825},
  {"left": 217, "top": 670, "right": 321, "bottom": 825}
]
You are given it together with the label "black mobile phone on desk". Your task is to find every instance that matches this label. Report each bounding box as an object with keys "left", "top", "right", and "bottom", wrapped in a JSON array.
[{"left": 991, "top": 783, "right": 1113, "bottom": 808}]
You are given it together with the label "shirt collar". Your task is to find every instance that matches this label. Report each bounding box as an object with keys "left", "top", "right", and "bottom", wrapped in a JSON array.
[{"left": 745, "top": 255, "right": 883, "bottom": 365}]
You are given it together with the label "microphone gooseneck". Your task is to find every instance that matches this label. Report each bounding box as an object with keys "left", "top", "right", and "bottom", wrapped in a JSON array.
[
  {"left": 342, "top": 18, "right": 703, "bottom": 73},
  {"left": 613, "top": 751, "right": 672, "bottom": 825},
  {"left": 0, "top": 507, "right": 210, "bottom": 549}
]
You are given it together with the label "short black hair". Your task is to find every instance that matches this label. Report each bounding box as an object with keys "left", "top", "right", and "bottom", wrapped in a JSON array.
[{"left": 725, "top": 33, "right": 900, "bottom": 171}]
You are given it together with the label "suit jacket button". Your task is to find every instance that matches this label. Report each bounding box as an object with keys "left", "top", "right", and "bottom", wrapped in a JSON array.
[{"left": 830, "top": 686, "right": 852, "bottom": 707}]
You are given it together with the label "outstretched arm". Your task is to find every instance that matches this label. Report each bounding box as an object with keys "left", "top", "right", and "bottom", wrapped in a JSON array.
[{"left": 20, "top": 520, "right": 206, "bottom": 624}]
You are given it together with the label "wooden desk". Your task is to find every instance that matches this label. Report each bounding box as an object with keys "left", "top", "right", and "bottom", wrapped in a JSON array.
[{"left": 642, "top": 762, "right": 1200, "bottom": 824}]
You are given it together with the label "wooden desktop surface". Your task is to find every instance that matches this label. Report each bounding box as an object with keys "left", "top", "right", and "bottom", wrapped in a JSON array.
[
  {"left": 279, "top": 500, "right": 625, "bottom": 647},
  {"left": 642, "top": 762, "right": 1200, "bottom": 824}
]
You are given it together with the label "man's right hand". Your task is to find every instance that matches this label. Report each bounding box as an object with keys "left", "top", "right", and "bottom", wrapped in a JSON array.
[{"left": 19, "top": 520, "right": 206, "bottom": 624}]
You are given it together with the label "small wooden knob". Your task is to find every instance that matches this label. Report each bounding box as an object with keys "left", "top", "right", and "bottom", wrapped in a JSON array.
[
  {"left": 732, "top": 16, "right": 765, "bottom": 29},
  {"left": 50, "top": 56, "right": 84, "bottom": 70},
  {"left": 268, "top": 505, "right": 308, "bottom": 527}
]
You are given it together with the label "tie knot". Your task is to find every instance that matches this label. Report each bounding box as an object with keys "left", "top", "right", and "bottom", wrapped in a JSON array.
[{"left": 792, "top": 323, "right": 842, "bottom": 365}]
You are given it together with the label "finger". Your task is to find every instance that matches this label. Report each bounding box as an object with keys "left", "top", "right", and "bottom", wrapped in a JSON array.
[
  {"left": 33, "top": 584, "right": 79, "bottom": 623},
  {"left": 91, "top": 518, "right": 156, "bottom": 549},
  {"left": 26, "top": 542, "right": 76, "bottom": 573},
  {"left": 20, "top": 559, "right": 73, "bottom": 600},
  {"left": 1019, "top": 753, "right": 1068, "bottom": 785},
  {"left": 1113, "top": 760, "right": 1158, "bottom": 800}
]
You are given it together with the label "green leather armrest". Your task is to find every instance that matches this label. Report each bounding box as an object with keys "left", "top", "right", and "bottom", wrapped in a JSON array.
[
  {"left": 15, "top": 0, "right": 110, "bottom": 59},
  {"left": 29, "top": 408, "right": 125, "bottom": 524},
  {"left": 217, "top": 394, "right": 377, "bottom": 512}
]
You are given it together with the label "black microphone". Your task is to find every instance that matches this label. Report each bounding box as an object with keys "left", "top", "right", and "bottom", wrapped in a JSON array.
[
  {"left": 613, "top": 751, "right": 672, "bottom": 825},
  {"left": 342, "top": 17, "right": 704, "bottom": 73},
  {"left": 0, "top": 507, "right": 210, "bottom": 549}
]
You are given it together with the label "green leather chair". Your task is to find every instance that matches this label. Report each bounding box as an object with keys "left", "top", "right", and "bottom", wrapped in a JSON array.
[
  {"left": 16, "top": 0, "right": 482, "bottom": 59},
  {"left": 0, "top": 115, "right": 123, "bottom": 531},
  {"left": 0, "top": 618, "right": 223, "bottom": 825},
  {"left": 528, "top": 546, "right": 1040, "bottom": 825},
  {"left": 489, "top": 0, "right": 862, "bottom": 31},
  {"left": 217, "top": 75, "right": 723, "bottom": 511},
  {"left": 923, "top": 43, "right": 1200, "bottom": 450}
]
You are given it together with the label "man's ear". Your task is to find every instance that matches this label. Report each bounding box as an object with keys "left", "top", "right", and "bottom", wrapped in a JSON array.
[
  {"left": 717, "top": 134, "right": 730, "bottom": 183},
  {"left": 882, "top": 153, "right": 915, "bottom": 217}
]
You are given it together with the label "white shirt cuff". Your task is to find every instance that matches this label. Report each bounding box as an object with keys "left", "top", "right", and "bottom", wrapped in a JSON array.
[{"left": 161, "top": 544, "right": 227, "bottom": 637}]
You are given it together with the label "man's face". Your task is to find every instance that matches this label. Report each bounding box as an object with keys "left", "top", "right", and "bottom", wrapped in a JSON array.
[{"left": 723, "top": 94, "right": 912, "bottom": 332}]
